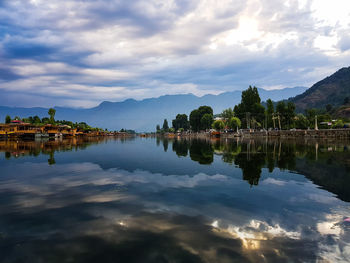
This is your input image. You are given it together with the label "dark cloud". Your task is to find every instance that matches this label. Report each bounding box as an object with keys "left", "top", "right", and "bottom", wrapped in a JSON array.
[
  {"left": 0, "top": 67, "right": 21, "bottom": 81},
  {"left": 3, "top": 43, "right": 56, "bottom": 59}
]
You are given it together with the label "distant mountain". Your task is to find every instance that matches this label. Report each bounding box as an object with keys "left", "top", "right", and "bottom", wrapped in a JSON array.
[
  {"left": 290, "top": 67, "right": 350, "bottom": 111},
  {"left": 0, "top": 87, "right": 306, "bottom": 131}
]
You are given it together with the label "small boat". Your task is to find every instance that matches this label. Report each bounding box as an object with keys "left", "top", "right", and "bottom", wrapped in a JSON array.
[{"left": 210, "top": 131, "right": 220, "bottom": 138}]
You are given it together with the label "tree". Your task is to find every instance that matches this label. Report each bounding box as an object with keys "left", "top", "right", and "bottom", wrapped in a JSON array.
[
  {"left": 200, "top": 113, "right": 213, "bottom": 131},
  {"left": 305, "top": 108, "right": 317, "bottom": 128},
  {"left": 162, "top": 119, "right": 169, "bottom": 132},
  {"left": 276, "top": 101, "right": 285, "bottom": 114},
  {"left": 190, "top": 109, "right": 201, "bottom": 132},
  {"left": 221, "top": 108, "right": 234, "bottom": 121},
  {"left": 32, "top": 116, "right": 41, "bottom": 124},
  {"left": 42, "top": 117, "right": 50, "bottom": 124},
  {"left": 234, "top": 86, "right": 265, "bottom": 128},
  {"left": 5, "top": 115, "right": 11, "bottom": 124},
  {"left": 295, "top": 114, "right": 309, "bottom": 129},
  {"left": 228, "top": 117, "right": 241, "bottom": 130},
  {"left": 156, "top": 124, "right": 160, "bottom": 132},
  {"left": 212, "top": 120, "right": 225, "bottom": 130},
  {"left": 275, "top": 101, "right": 295, "bottom": 129},
  {"left": 172, "top": 114, "right": 189, "bottom": 131},
  {"left": 48, "top": 108, "right": 56, "bottom": 123},
  {"left": 343, "top": 97, "right": 349, "bottom": 105},
  {"left": 266, "top": 99, "right": 274, "bottom": 128},
  {"left": 172, "top": 118, "right": 178, "bottom": 130},
  {"left": 198, "top": 106, "right": 213, "bottom": 117},
  {"left": 286, "top": 102, "right": 296, "bottom": 129},
  {"left": 190, "top": 106, "right": 214, "bottom": 131}
]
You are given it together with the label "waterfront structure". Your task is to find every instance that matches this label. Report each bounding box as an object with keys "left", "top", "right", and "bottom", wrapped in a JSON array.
[{"left": 0, "top": 123, "right": 117, "bottom": 139}]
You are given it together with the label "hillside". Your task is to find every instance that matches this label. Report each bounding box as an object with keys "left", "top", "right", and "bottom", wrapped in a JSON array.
[
  {"left": 291, "top": 67, "right": 350, "bottom": 111},
  {"left": 335, "top": 105, "right": 350, "bottom": 118},
  {"left": 0, "top": 87, "right": 306, "bottom": 131}
]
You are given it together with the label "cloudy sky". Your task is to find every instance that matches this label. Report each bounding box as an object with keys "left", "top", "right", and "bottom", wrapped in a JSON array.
[{"left": 0, "top": 0, "right": 350, "bottom": 108}]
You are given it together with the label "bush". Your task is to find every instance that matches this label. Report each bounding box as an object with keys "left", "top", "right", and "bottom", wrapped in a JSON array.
[
  {"left": 228, "top": 117, "right": 241, "bottom": 130},
  {"left": 332, "top": 120, "right": 344, "bottom": 129}
]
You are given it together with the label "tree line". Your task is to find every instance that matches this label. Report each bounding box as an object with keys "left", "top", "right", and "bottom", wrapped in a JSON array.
[{"left": 156, "top": 85, "right": 349, "bottom": 133}]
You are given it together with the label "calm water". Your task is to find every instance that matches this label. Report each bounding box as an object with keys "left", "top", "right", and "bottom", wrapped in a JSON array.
[{"left": 0, "top": 137, "right": 350, "bottom": 262}]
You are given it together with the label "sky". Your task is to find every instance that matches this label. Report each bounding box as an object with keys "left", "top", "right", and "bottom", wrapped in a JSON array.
[{"left": 0, "top": 0, "right": 350, "bottom": 108}]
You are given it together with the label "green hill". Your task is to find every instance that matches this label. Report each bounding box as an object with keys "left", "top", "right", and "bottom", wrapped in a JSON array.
[{"left": 291, "top": 67, "right": 350, "bottom": 111}]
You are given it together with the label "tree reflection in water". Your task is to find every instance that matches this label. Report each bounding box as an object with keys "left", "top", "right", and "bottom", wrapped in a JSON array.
[
  {"left": 2, "top": 136, "right": 350, "bottom": 200},
  {"left": 1, "top": 136, "right": 350, "bottom": 262},
  {"left": 169, "top": 137, "right": 350, "bottom": 196},
  {"left": 189, "top": 139, "right": 214, "bottom": 165}
]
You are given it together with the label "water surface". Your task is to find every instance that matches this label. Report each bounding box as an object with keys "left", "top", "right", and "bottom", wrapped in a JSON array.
[{"left": 0, "top": 137, "right": 350, "bottom": 262}]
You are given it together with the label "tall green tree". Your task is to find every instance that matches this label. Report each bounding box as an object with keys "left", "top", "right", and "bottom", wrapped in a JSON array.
[
  {"left": 172, "top": 114, "right": 189, "bottom": 131},
  {"left": 198, "top": 106, "right": 213, "bottom": 117},
  {"left": 276, "top": 101, "right": 286, "bottom": 129},
  {"left": 200, "top": 113, "right": 213, "bottom": 130},
  {"left": 275, "top": 101, "right": 296, "bottom": 129},
  {"left": 48, "top": 108, "right": 56, "bottom": 123},
  {"left": 266, "top": 99, "right": 274, "bottom": 128},
  {"left": 5, "top": 115, "right": 11, "bottom": 124},
  {"left": 286, "top": 102, "right": 296, "bottom": 129},
  {"left": 156, "top": 124, "right": 160, "bottom": 133},
  {"left": 162, "top": 119, "right": 169, "bottom": 132},
  {"left": 190, "top": 109, "right": 201, "bottom": 132},
  {"left": 190, "top": 106, "right": 214, "bottom": 132},
  {"left": 234, "top": 86, "right": 265, "bottom": 128}
]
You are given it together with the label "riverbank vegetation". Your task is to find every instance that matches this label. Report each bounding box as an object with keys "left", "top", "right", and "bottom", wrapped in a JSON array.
[{"left": 156, "top": 86, "right": 350, "bottom": 133}]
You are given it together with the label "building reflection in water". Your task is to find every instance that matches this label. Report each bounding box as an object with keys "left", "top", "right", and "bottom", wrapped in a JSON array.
[{"left": 0, "top": 137, "right": 133, "bottom": 165}]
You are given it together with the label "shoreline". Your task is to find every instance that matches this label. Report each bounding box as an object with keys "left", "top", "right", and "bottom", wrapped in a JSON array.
[{"left": 156, "top": 128, "right": 350, "bottom": 139}]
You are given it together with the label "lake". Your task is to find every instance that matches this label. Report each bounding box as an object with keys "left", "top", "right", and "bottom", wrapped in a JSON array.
[{"left": 0, "top": 137, "right": 350, "bottom": 262}]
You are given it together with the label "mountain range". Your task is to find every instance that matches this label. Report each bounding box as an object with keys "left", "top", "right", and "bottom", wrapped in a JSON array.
[
  {"left": 0, "top": 87, "right": 306, "bottom": 131},
  {"left": 2, "top": 66, "right": 350, "bottom": 131}
]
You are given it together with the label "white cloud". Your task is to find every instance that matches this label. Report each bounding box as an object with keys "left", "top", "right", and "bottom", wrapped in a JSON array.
[{"left": 0, "top": 0, "right": 350, "bottom": 107}]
